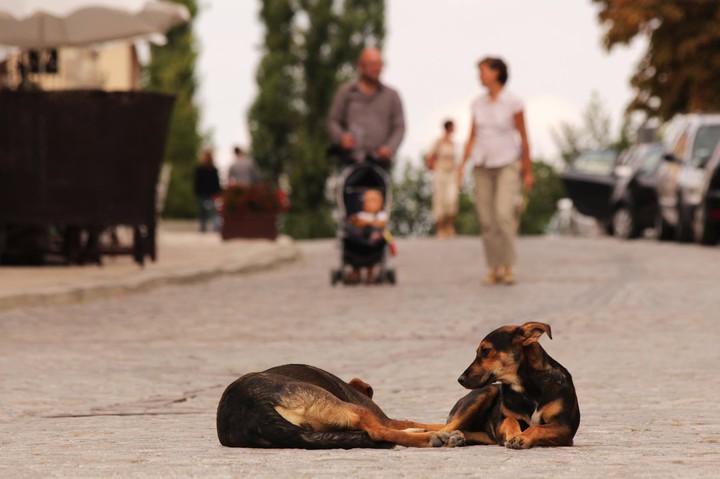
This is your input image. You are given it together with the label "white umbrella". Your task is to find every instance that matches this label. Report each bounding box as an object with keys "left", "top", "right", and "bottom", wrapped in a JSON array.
[{"left": 0, "top": 0, "right": 190, "bottom": 49}]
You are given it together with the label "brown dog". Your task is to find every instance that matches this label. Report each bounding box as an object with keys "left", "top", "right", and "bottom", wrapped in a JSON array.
[
  {"left": 217, "top": 364, "right": 463, "bottom": 449},
  {"left": 440, "top": 322, "right": 580, "bottom": 448}
]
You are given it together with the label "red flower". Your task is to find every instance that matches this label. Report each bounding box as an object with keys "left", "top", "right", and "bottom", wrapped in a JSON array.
[{"left": 220, "top": 183, "right": 291, "bottom": 215}]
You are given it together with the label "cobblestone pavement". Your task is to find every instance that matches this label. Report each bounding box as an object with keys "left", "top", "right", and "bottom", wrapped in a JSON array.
[{"left": 1, "top": 237, "right": 719, "bottom": 478}]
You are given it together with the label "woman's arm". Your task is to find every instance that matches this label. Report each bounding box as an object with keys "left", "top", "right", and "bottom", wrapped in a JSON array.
[
  {"left": 456, "top": 114, "right": 476, "bottom": 186},
  {"left": 513, "top": 111, "right": 535, "bottom": 191},
  {"left": 425, "top": 139, "right": 439, "bottom": 170}
]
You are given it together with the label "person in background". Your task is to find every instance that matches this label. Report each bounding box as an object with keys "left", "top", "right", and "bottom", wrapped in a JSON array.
[
  {"left": 327, "top": 47, "right": 405, "bottom": 169},
  {"left": 194, "top": 149, "right": 222, "bottom": 233},
  {"left": 426, "top": 119, "right": 459, "bottom": 239},
  {"left": 227, "top": 146, "right": 260, "bottom": 187},
  {"left": 456, "top": 56, "right": 534, "bottom": 285}
]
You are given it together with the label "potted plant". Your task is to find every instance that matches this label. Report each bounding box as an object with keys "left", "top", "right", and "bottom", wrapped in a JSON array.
[{"left": 219, "top": 183, "right": 290, "bottom": 240}]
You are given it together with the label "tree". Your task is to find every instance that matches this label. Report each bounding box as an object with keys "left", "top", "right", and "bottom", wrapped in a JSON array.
[
  {"left": 247, "top": 0, "right": 297, "bottom": 186},
  {"left": 593, "top": 0, "right": 720, "bottom": 120},
  {"left": 145, "top": 0, "right": 202, "bottom": 218},
  {"left": 249, "top": 0, "right": 385, "bottom": 239},
  {"left": 390, "top": 161, "right": 433, "bottom": 237},
  {"left": 518, "top": 162, "right": 565, "bottom": 235},
  {"left": 455, "top": 190, "right": 480, "bottom": 236},
  {"left": 551, "top": 91, "right": 614, "bottom": 164},
  {"left": 552, "top": 91, "right": 641, "bottom": 164}
]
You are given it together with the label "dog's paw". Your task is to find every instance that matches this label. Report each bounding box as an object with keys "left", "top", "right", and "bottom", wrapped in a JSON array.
[
  {"left": 448, "top": 431, "right": 466, "bottom": 447},
  {"left": 430, "top": 430, "right": 466, "bottom": 448},
  {"left": 504, "top": 436, "right": 529, "bottom": 449}
]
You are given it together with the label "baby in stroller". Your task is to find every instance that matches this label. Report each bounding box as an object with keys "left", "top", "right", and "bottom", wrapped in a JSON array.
[
  {"left": 347, "top": 189, "right": 393, "bottom": 283},
  {"left": 330, "top": 162, "right": 397, "bottom": 286}
]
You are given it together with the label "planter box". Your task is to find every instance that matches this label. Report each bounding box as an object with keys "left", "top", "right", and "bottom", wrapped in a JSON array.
[{"left": 221, "top": 212, "right": 278, "bottom": 240}]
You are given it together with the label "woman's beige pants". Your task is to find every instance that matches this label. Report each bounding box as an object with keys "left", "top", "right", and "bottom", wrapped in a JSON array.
[{"left": 473, "top": 161, "right": 521, "bottom": 268}]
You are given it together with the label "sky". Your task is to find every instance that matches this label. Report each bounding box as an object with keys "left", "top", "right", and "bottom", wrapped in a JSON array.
[{"left": 195, "top": 0, "right": 647, "bottom": 172}]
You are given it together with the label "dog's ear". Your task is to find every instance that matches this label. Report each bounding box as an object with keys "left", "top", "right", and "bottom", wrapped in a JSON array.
[
  {"left": 518, "top": 322, "right": 552, "bottom": 345},
  {"left": 349, "top": 378, "right": 374, "bottom": 399}
]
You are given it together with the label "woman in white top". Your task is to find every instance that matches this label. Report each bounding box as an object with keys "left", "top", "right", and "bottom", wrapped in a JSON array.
[
  {"left": 456, "top": 57, "right": 534, "bottom": 285},
  {"left": 426, "top": 119, "right": 459, "bottom": 238}
]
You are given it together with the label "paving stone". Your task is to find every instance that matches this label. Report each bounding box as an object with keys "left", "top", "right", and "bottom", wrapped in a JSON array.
[{"left": 1, "top": 236, "right": 719, "bottom": 478}]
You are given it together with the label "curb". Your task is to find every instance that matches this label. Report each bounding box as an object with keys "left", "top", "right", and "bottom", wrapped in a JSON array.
[{"left": 0, "top": 241, "right": 299, "bottom": 311}]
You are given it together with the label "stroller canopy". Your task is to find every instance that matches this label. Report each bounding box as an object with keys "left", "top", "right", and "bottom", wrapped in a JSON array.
[{"left": 336, "top": 163, "right": 393, "bottom": 219}]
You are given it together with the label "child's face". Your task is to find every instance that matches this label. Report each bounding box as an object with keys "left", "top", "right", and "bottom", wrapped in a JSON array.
[{"left": 363, "top": 191, "right": 384, "bottom": 213}]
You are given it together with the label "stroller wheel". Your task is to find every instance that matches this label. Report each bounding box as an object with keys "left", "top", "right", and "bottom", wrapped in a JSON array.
[
  {"left": 330, "top": 269, "right": 341, "bottom": 286},
  {"left": 343, "top": 269, "right": 362, "bottom": 285},
  {"left": 385, "top": 269, "right": 397, "bottom": 285}
]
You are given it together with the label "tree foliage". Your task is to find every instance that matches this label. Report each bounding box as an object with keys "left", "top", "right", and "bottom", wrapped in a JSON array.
[
  {"left": 249, "top": 0, "right": 385, "bottom": 238},
  {"left": 390, "top": 162, "right": 433, "bottom": 237},
  {"left": 145, "top": 0, "right": 202, "bottom": 218},
  {"left": 593, "top": 0, "right": 720, "bottom": 120},
  {"left": 552, "top": 91, "right": 614, "bottom": 164},
  {"left": 553, "top": 91, "right": 638, "bottom": 165},
  {"left": 518, "top": 162, "right": 565, "bottom": 235}
]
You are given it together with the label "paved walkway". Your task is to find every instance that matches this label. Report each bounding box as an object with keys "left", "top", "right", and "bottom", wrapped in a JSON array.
[
  {"left": 1, "top": 236, "right": 719, "bottom": 478},
  {"left": 0, "top": 223, "right": 298, "bottom": 310}
]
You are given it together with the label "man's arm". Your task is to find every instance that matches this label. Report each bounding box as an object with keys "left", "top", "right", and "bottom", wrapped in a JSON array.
[
  {"left": 382, "top": 90, "right": 405, "bottom": 156},
  {"left": 327, "top": 84, "right": 349, "bottom": 145},
  {"left": 193, "top": 168, "right": 201, "bottom": 195}
]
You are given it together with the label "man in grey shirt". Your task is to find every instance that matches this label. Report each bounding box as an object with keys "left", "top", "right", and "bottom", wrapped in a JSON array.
[
  {"left": 327, "top": 48, "right": 405, "bottom": 168},
  {"left": 227, "top": 146, "right": 260, "bottom": 186}
]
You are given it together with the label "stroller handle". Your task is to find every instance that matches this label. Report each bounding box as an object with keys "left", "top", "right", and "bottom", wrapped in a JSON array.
[{"left": 329, "top": 145, "right": 391, "bottom": 168}]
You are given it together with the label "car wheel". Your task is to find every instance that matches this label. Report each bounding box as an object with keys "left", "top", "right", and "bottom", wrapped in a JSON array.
[
  {"left": 612, "top": 206, "right": 639, "bottom": 240},
  {"left": 693, "top": 204, "right": 720, "bottom": 246},
  {"left": 675, "top": 206, "right": 694, "bottom": 243},
  {"left": 598, "top": 220, "right": 614, "bottom": 236},
  {"left": 655, "top": 210, "right": 675, "bottom": 241}
]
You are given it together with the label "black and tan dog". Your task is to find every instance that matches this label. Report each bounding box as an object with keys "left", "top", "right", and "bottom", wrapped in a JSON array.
[
  {"left": 216, "top": 364, "right": 463, "bottom": 449},
  {"left": 440, "top": 322, "right": 580, "bottom": 448}
]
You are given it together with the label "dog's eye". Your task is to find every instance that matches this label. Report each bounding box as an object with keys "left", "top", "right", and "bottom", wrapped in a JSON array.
[{"left": 480, "top": 348, "right": 490, "bottom": 358}]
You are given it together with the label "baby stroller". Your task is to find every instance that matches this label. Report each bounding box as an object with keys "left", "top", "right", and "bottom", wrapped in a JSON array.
[{"left": 330, "top": 161, "right": 397, "bottom": 286}]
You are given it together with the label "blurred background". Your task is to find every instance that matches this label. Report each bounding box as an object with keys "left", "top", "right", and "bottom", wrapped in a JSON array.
[{"left": 2, "top": 0, "right": 719, "bottom": 256}]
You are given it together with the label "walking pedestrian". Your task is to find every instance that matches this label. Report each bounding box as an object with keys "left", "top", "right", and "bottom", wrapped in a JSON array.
[
  {"left": 327, "top": 47, "right": 405, "bottom": 170},
  {"left": 456, "top": 56, "right": 534, "bottom": 285},
  {"left": 227, "top": 146, "right": 260, "bottom": 187},
  {"left": 193, "top": 149, "right": 222, "bottom": 233},
  {"left": 426, "top": 119, "right": 459, "bottom": 238}
]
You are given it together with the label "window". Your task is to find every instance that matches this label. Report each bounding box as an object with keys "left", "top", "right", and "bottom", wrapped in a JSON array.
[
  {"left": 690, "top": 125, "right": 720, "bottom": 168},
  {"left": 637, "top": 147, "right": 664, "bottom": 175},
  {"left": 572, "top": 150, "right": 617, "bottom": 175}
]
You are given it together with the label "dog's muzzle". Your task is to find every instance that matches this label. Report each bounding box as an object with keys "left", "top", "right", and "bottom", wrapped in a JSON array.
[{"left": 458, "top": 372, "right": 493, "bottom": 389}]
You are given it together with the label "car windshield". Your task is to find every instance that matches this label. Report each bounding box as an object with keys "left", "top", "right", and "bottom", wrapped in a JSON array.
[
  {"left": 637, "top": 146, "right": 665, "bottom": 174},
  {"left": 571, "top": 150, "right": 616, "bottom": 175},
  {"left": 691, "top": 125, "right": 720, "bottom": 168}
]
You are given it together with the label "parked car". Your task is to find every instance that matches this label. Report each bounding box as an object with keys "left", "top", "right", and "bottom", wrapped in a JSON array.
[
  {"left": 560, "top": 149, "right": 618, "bottom": 233},
  {"left": 696, "top": 145, "right": 720, "bottom": 245},
  {"left": 655, "top": 114, "right": 720, "bottom": 244},
  {"left": 561, "top": 144, "right": 665, "bottom": 239}
]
